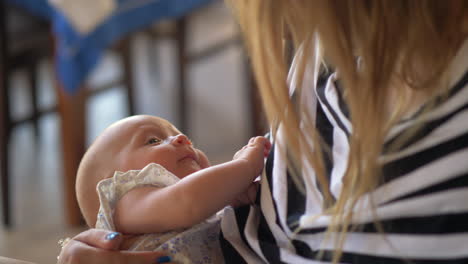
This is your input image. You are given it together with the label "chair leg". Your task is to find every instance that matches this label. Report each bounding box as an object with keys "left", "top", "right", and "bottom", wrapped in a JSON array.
[
  {"left": 0, "top": 0, "right": 12, "bottom": 228},
  {"left": 121, "top": 38, "right": 135, "bottom": 116},
  {"left": 27, "top": 62, "right": 40, "bottom": 138},
  {"left": 56, "top": 84, "right": 87, "bottom": 227},
  {"left": 175, "top": 17, "right": 188, "bottom": 134},
  {"left": 0, "top": 78, "right": 11, "bottom": 227},
  {"left": 0, "top": 129, "right": 10, "bottom": 228}
]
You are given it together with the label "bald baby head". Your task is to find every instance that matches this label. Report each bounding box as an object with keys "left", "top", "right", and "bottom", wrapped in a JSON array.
[
  {"left": 76, "top": 115, "right": 210, "bottom": 227},
  {"left": 76, "top": 115, "right": 180, "bottom": 226}
]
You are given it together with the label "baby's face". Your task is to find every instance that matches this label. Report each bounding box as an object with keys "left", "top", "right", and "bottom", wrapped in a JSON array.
[{"left": 115, "top": 116, "right": 210, "bottom": 178}]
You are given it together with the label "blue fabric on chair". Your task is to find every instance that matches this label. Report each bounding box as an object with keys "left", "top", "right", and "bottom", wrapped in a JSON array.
[
  {"left": 7, "top": 0, "right": 213, "bottom": 94},
  {"left": 7, "top": 0, "right": 52, "bottom": 18}
]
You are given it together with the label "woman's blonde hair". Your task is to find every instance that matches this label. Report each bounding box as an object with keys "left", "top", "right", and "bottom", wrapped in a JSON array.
[{"left": 226, "top": 0, "right": 467, "bottom": 262}]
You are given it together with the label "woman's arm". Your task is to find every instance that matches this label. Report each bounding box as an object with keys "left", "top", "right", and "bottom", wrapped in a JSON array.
[{"left": 114, "top": 136, "right": 271, "bottom": 234}]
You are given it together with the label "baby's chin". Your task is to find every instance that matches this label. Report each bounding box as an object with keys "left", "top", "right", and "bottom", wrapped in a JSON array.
[{"left": 177, "top": 166, "right": 202, "bottom": 179}]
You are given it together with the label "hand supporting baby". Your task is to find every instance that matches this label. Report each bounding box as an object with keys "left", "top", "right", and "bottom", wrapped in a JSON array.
[{"left": 57, "top": 229, "right": 175, "bottom": 264}]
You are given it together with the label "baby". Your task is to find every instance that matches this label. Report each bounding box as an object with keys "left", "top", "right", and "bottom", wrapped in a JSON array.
[{"left": 76, "top": 115, "right": 270, "bottom": 263}]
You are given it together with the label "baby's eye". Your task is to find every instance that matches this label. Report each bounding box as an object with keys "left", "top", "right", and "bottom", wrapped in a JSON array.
[{"left": 147, "top": 138, "right": 162, "bottom": 145}]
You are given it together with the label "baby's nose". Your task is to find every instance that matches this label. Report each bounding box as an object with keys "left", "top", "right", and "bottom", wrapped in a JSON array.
[{"left": 170, "top": 134, "right": 191, "bottom": 146}]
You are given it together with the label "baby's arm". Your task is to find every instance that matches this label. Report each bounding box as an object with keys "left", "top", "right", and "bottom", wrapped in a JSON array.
[{"left": 114, "top": 136, "right": 271, "bottom": 234}]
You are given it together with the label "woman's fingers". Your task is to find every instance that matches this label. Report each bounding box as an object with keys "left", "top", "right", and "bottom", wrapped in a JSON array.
[
  {"left": 118, "top": 251, "right": 175, "bottom": 264},
  {"left": 58, "top": 239, "right": 171, "bottom": 264},
  {"left": 72, "top": 229, "right": 123, "bottom": 250},
  {"left": 57, "top": 229, "right": 173, "bottom": 264}
]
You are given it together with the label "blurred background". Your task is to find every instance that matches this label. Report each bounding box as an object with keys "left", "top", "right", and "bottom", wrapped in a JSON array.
[{"left": 0, "top": 0, "right": 265, "bottom": 263}]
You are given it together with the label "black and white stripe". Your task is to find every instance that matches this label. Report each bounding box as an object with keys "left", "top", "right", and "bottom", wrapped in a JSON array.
[{"left": 220, "top": 40, "right": 468, "bottom": 263}]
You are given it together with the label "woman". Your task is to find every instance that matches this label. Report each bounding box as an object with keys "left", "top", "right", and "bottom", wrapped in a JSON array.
[{"left": 58, "top": 1, "right": 468, "bottom": 263}]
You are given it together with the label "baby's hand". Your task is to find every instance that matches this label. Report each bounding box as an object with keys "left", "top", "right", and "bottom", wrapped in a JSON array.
[
  {"left": 230, "top": 181, "right": 259, "bottom": 208},
  {"left": 233, "top": 136, "right": 271, "bottom": 177}
]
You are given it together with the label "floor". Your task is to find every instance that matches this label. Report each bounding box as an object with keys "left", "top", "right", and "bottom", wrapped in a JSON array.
[{"left": 0, "top": 3, "right": 255, "bottom": 263}]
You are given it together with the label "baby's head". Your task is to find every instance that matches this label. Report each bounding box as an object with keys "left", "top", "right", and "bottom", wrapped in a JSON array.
[{"left": 76, "top": 115, "right": 210, "bottom": 227}]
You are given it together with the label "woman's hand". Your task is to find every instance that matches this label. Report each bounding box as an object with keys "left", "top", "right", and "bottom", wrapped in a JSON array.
[{"left": 57, "top": 229, "right": 175, "bottom": 264}]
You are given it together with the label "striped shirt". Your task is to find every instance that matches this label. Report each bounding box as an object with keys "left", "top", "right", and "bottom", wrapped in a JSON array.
[{"left": 220, "top": 40, "right": 468, "bottom": 263}]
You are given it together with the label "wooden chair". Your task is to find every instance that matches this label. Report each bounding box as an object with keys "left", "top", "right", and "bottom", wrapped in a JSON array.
[
  {"left": 58, "top": 15, "right": 267, "bottom": 226},
  {"left": 0, "top": 3, "right": 53, "bottom": 228},
  {"left": 0, "top": 3, "right": 136, "bottom": 228},
  {"left": 1, "top": 2, "right": 263, "bottom": 227}
]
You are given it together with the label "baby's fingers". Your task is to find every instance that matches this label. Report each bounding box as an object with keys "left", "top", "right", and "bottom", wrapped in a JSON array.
[
  {"left": 249, "top": 136, "right": 266, "bottom": 145},
  {"left": 250, "top": 136, "right": 271, "bottom": 156}
]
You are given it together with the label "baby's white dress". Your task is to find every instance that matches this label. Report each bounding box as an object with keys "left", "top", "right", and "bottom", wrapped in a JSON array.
[{"left": 95, "top": 163, "right": 225, "bottom": 264}]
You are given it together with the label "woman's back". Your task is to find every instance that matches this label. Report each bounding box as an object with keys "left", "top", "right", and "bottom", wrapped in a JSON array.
[
  {"left": 221, "top": 39, "right": 468, "bottom": 263},
  {"left": 223, "top": 1, "right": 468, "bottom": 262}
]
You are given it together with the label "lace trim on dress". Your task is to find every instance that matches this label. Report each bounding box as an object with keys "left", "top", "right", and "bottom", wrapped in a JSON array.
[{"left": 95, "top": 163, "right": 179, "bottom": 230}]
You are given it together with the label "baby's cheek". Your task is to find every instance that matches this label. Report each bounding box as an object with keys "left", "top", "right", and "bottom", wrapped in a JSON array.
[{"left": 198, "top": 151, "right": 210, "bottom": 169}]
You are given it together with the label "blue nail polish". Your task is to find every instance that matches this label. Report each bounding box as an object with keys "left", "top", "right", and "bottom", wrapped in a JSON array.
[
  {"left": 105, "top": 232, "right": 120, "bottom": 240},
  {"left": 156, "top": 256, "right": 172, "bottom": 263}
]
